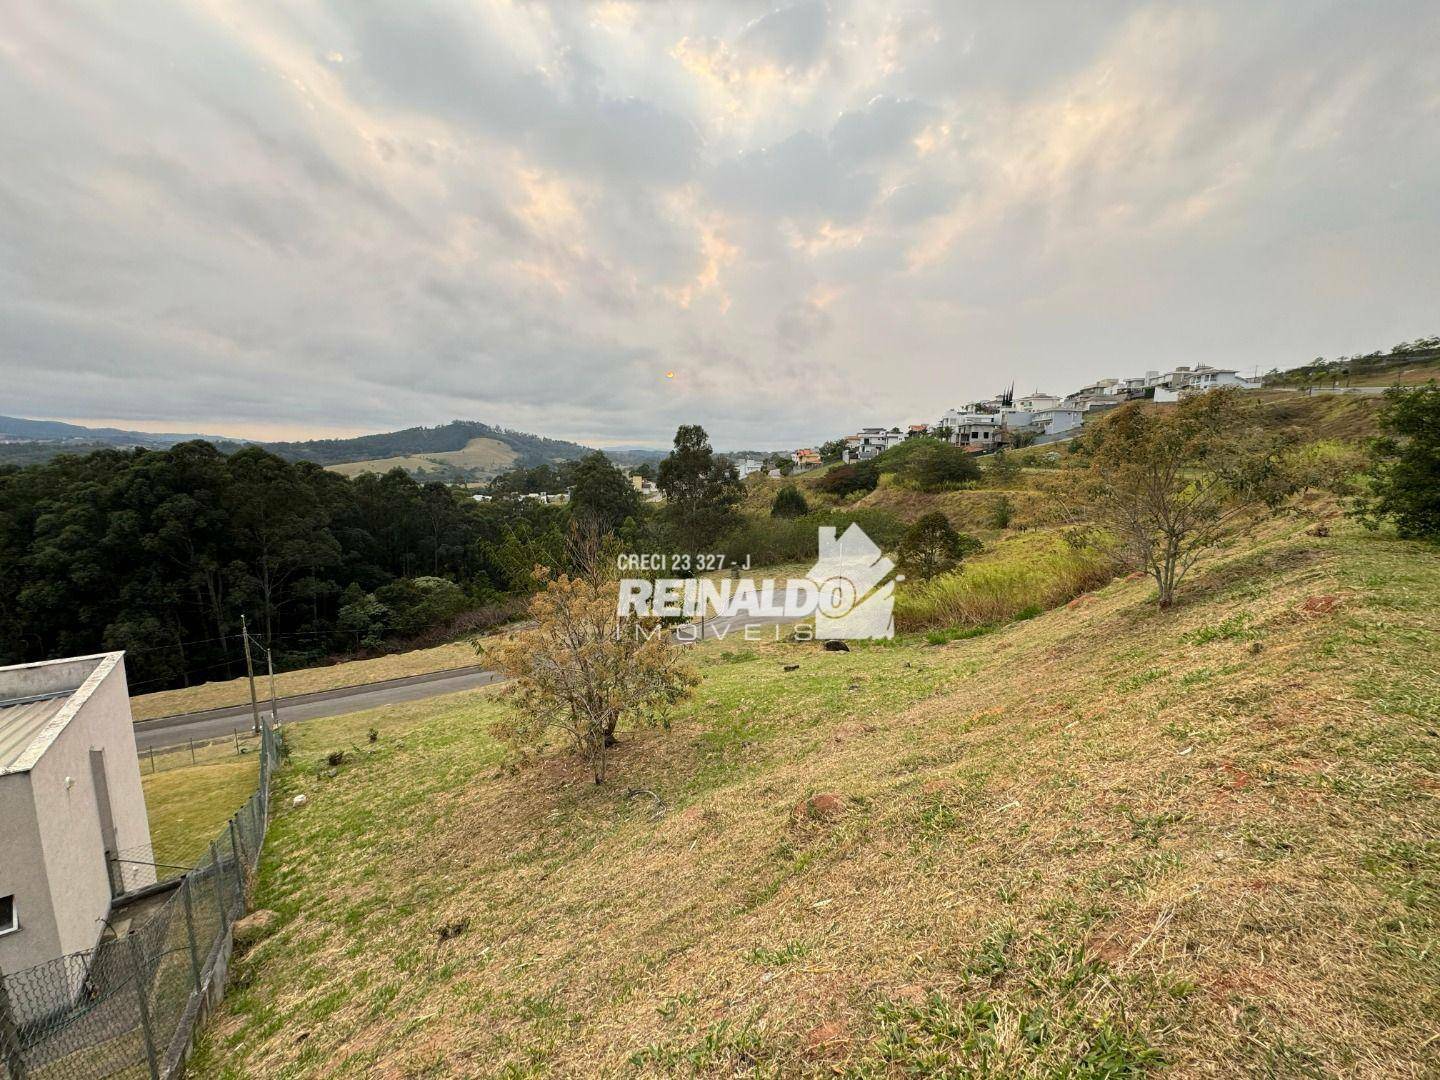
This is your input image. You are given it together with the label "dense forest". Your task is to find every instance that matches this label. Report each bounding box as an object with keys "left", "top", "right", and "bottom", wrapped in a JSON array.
[
  {"left": 0, "top": 442, "right": 573, "bottom": 694},
  {"left": 0, "top": 426, "right": 777, "bottom": 695}
]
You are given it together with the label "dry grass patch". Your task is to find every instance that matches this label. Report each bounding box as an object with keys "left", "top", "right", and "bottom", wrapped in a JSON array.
[{"left": 191, "top": 519, "right": 1438, "bottom": 1078}]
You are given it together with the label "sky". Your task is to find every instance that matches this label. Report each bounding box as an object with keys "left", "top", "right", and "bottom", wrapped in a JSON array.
[{"left": 2, "top": 2, "right": 1438, "bottom": 449}]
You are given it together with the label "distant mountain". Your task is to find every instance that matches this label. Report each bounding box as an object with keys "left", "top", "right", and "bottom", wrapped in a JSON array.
[
  {"left": 0, "top": 414, "right": 237, "bottom": 445},
  {"left": 0, "top": 415, "right": 243, "bottom": 466},
  {"left": 0, "top": 414, "right": 662, "bottom": 482}
]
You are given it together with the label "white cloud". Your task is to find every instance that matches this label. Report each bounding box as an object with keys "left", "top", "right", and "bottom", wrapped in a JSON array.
[{"left": 2, "top": 1, "right": 1438, "bottom": 449}]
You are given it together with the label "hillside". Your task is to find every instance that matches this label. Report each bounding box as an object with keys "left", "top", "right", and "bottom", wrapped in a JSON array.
[
  {"left": 264, "top": 420, "right": 593, "bottom": 480},
  {"left": 0, "top": 414, "right": 242, "bottom": 466},
  {"left": 189, "top": 512, "right": 1439, "bottom": 1077}
]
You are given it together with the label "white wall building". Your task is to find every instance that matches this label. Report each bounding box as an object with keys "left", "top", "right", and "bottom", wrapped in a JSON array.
[
  {"left": 1, "top": 653, "right": 153, "bottom": 977},
  {"left": 734, "top": 458, "right": 766, "bottom": 479},
  {"left": 843, "top": 428, "right": 903, "bottom": 462}
]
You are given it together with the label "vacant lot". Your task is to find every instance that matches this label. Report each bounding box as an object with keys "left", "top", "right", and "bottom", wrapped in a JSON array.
[{"left": 188, "top": 516, "right": 1438, "bottom": 1077}]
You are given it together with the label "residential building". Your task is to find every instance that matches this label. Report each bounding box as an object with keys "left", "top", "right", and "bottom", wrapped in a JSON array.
[
  {"left": 791, "top": 448, "right": 822, "bottom": 468},
  {"left": 935, "top": 410, "right": 1003, "bottom": 448},
  {"left": 1, "top": 653, "right": 153, "bottom": 978},
  {"left": 1030, "top": 408, "right": 1084, "bottom": 435},
  {"left": 734, "top": 458, "right": 766, "bottom": 480},
  {"left": 906, "top": 424, "right": 931, "bottom": 439},
  {"left": 841, "top": 429, "right": 901, "bottom": 462}
]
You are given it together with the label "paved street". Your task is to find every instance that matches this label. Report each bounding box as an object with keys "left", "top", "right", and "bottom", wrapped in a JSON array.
[{"left": 132, "top": 612, "right": 800, "bottom": 751}]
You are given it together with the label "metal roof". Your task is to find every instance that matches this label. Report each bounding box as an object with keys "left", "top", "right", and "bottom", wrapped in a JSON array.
[{"left": 0, "top": 693, "right": 70, "bottom": 770}]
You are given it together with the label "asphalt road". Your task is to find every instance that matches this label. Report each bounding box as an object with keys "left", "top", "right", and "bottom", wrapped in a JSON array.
[{"left": 132, "top": 611, "right": 798, "bottom": 752}]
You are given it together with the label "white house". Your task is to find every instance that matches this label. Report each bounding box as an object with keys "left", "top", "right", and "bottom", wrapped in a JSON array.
[
  {"left": 1030, "top": 408, "right": 1084, "bottom": 435},
  {"left": 842, "top": 428, "right": 902, "bottom": 462},
  {"left": 936, "top": 410, "right": 1002, "bottom": 448},
  {"left": 1, "top": 653, "right": 153, "bottom": 978},
  {"left": 1015, "top": 392, "right": 1062, "bottom": 412},
  {"left": 734, "top": 458, "right": 766, "bottom": 480}
]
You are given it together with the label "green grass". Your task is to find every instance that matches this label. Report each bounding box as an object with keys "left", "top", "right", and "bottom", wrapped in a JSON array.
[
  {"left": 142, "top": 755, "right": 257, "bottom": 868},
  {"left": 894, "top": 531, "right": 1115, "bottom": 632},
  {"left": 175, "top": 517, "right": 1440, "bottom": 1078}
]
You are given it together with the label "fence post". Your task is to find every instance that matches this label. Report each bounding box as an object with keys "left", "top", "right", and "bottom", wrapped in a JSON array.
[
  {"left": 228, "top": 820, "right": 246, "bottom": 910},
  {"left": 210, "top": 841, "right": 229, "bottom": 936},
  {"left": 0, "top": 966, "right": 26, "bottom": 1080},
  {"left": 181, "top": 877, "right": 203, "bottom": 990},
  {"left": 126, "top": 937, "right": 160, "bottom": 1080}
]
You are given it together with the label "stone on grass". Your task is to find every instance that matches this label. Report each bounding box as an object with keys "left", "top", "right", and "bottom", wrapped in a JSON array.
[
  {"left": 291, "top": 794, "right": 308, "bottom": 808},
  {"left": 232, "top": 909, "right": 279, "bottom": 950},
  {"left": 823, "top": 639, "right": 850, "bottom": 652},
  {"left": 793, "top": 792, "right": 846, "bottom": 822}
]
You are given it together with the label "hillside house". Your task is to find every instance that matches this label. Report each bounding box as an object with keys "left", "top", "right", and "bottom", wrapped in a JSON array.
[
  {"left": 791, "top": 448, "right": 822, "bottom": 468},
  {"left": 0, "top": 653, "right": 153, "bottom": 977},
  {"left": 734, "top": 458, "right": 766, "bottom": 479},
  {"left": 841, "top": 429, "right": 901, "bottom": 462},
  {"left": 936, "top": 411, "right": 1003, "bottom": 448}
]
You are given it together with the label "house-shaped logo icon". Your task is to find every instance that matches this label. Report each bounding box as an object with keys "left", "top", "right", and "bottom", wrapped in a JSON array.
[{"left": 806, "top": 524, "right": 896, "bottom": 639}]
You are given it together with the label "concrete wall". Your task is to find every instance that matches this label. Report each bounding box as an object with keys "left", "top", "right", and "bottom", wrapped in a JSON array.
[
  {"left": 0, "top": 653, "right": 154, "bottom": 979},
  {"left": 0, "top": 771, "right": 60, "bottom": 975},
  {"left": 30, "top": 656, "right": 153, "bottom": 960}
]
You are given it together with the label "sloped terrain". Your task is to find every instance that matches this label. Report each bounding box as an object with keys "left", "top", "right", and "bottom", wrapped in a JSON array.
[{"left": 191, "top": 515, "right": 1439, "bottom": 1077}]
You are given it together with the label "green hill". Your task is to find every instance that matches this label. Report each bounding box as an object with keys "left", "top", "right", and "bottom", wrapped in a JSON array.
[{"left": 264, "top": 420, "right": 592, "bottom": 480}]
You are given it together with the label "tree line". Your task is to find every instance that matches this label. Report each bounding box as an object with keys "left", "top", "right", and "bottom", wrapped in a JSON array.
[{"left": 0, "top": 425, "right": 754, "bottom": 694}]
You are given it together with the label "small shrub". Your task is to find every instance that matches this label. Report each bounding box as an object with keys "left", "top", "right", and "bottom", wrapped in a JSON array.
[
  {"left": 990, "top": 494, "right": 1014, "bottom": 529},
  {"left": 325, "top": 749, "right": 346, "bottom": 767},
  {"left": 897, "top": 511, "right": 982, "bottom": 580},
  {"left": 367, "top": 727, "right": 378, "bottom": 744},
  {"left": 769, "top": 484, "right": 808, "bottom": 519}
]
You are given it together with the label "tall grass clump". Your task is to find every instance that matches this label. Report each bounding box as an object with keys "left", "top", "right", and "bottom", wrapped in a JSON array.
[{"left": 894, "top": 533, "right": 1116, "bottom": 632}]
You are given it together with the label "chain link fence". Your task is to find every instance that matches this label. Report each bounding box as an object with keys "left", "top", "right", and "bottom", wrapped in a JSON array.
[{"left": 0, "top": 716, "right": 280, "bottom": 1080}]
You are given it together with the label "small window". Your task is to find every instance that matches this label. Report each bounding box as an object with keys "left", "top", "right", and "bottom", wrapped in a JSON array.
[{"left": 0, "top": 895, "right": 16, "bottom": 936}]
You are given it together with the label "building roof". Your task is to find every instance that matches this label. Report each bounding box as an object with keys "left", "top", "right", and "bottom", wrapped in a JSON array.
[
  {"left": 0, "top": 694, "right": 69, "bottom": 770},
  {"left": 0, "top": 653, "right": 122, "bottom": 775}
]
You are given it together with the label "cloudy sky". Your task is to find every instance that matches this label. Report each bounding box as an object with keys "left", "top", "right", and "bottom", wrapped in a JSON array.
[{"left": 2, "top": 2, "right": 1438, "bottom": 448}]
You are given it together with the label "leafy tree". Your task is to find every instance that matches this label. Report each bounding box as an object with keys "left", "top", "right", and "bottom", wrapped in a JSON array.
[
  {"left": 989, "top": 494, "right": 1014, "bottom": 529},
  {"left": 630, "top": 461, "right": 656, "bottom": 482},
  {"left": 1086, "top": 390, "right": 1300, "bottom": 608},
  {"left": 896, "top": 512, "right": 981, "bottom": 579},
  {"left": 907, "top": 442, "right": 982, "bottom": 491},
  {"left": 483, "top": 567, "right": 698, "bottom": 783},
  {"left": 569, "top": 451, "right": 641, "bottom": 532},
  {"left": 818, "top": 438, "right": 847, "bottom": 463},
  {"left": 656, "top": 425, "right": 742, "bottom": 552},
  {"left": 1354, "top": 382, "right": 1440, "bottom": 539}
]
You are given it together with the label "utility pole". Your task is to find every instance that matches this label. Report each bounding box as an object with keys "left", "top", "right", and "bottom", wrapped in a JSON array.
[
  {"left": 241, "top": 614, "right": 261, "bottom": 736},
  {"left": 264, "top": 639, "right": 279, "bottom": 725}
]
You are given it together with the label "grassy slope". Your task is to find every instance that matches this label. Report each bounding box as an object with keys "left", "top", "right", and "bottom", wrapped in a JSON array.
[
  {"left": 130, "top": 641, "right": 478, "bottom": 721},
  {"left": 190, "top": 516, "right": 1438, "bottom": 1077}
]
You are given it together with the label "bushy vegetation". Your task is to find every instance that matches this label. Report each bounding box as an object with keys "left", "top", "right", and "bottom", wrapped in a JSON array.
[
  {"left": 1354, "top": 382, "right": 1440, "bottom": 539},
  {"left": 770, "top": 484, "right": 808, "bottom": 519},
  {"left": 894, "top": 533, "right": 1115, "bottom": 631}
]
